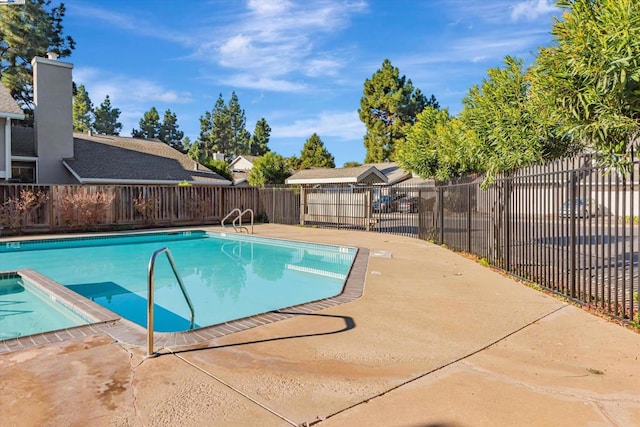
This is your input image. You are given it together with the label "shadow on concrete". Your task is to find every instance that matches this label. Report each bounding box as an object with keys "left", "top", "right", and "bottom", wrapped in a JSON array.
[{"left": 173, "top": 310, "right": 356, "bottom": 355}]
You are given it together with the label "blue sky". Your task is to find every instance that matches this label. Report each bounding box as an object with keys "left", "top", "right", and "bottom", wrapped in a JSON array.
[{"left": 63, "top": 0, "right": 560, "bottom": 166}]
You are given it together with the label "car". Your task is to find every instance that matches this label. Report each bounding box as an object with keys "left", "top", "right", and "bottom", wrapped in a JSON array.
[
  {"left": 397, "top": 196, "right": 419, "bottom": 213},
  {"left": 558, "top": 198, "right": 600, "bottom": 218},
  {"left": 372, "top": 193, "right": 405, "bottom": 213}
]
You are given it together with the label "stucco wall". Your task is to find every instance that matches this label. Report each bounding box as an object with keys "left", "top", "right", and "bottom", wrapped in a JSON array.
[{"left": 32, "top": 57, "right": 76, "bottom": 184}]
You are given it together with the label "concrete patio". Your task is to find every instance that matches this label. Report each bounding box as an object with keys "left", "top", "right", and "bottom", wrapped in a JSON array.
[{"left": 1, "top": 224, "right": 639, "bottom": 426}]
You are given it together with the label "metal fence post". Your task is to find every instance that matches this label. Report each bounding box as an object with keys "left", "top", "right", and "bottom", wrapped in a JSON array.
[
  {"left": 504, "top": 178, "right": 511, "bottom": 272},
  {"left": 467, "top": 184, "right": 472, "bottom": 253},
  {"left": 439, "top": 187, "right": 444, "bottom": 244},
  {"left": 569, "top": 172, "right": 577, "bottom": 298}
]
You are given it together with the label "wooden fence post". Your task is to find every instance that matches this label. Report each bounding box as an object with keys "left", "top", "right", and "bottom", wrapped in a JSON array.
[{"left": 299, "top": 187, "right": 306, "bottom": 226}]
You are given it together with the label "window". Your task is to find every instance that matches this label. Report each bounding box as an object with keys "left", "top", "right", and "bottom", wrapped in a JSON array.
[{"left": 11, "top": 161, "right": 36, "bottom": 183}]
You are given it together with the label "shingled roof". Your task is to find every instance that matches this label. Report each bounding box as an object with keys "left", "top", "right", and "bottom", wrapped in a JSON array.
[
  {"left": 63, "top": 133, "right": 231, "bottom": 185},
  {"left": 0, "top": 84, "right": 25, "bottom": 118},
  {"left": 366, "top": 162, "right": 412, "bottom": 185},
  {"left": 285, "top": 165, "right": 387, "bottom": 185}
]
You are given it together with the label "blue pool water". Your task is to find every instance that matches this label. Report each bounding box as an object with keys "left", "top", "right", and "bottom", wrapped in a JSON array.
[
  {"left": 0, "top": 231, "right": 357, "bottom": 332},
  {"left": 0, "top": 275, "right": 88, "bottom": 339}
]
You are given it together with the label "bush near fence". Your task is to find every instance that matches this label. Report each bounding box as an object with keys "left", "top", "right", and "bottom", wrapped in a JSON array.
[{"left": 0, "top": 185, "right": 268, "bottom": 234}]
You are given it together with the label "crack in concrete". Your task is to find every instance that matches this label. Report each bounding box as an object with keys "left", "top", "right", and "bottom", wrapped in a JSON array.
[
  {"left": 311, "top": 304, "right": 572, "bottom": 425},
  {"left": 459, "top": 360, "right": 638, "bottom": 426},
  {"left": 168, "top": 349, "right": 299, "bottom": 426},
  {"left": 123, "top": 344, "right": 146, "bottom": 426}
]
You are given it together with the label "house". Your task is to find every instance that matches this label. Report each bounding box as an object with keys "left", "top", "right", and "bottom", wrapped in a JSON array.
[
  {"left": 365, "top": 162, "right": 412, "bottom": 186},
  {"left": 229, "top": 155, "right": 258, "bottom": 186},
  {"left": 285, "top": 165, "right": 388, "bottom": 187},
  {"left": 1, "top": 54, "right": 230, "bottom": 186},
  {"left": 229, "top": 155, "right": 258, "bottom": 173},
  {"left": 0, "top": 84, "right": 26, "bottom": 181}
]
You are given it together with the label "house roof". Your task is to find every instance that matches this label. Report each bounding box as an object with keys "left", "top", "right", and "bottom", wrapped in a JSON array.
[
  {"left": 285, "top": 165, "right": 387, "bottom": 185},
  {"left": 396, "top": 175, "right": 436, "bottom": 187},
  {"left": 0, "top": 84, "right": 25, "bottom": 119},
  {"left": 63, "top": 133, "right": 231, "bottom": 185},
  {"left": 365, "top": 162, "right": 412, "bottom": 185},
  {"left": 229, "top": 155, "right": 259, "bottom": 168}
]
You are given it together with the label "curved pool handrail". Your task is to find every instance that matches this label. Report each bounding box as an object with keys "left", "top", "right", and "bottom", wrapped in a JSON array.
[
  {"left": 222, "top": 208, "right": 242, "bottom": 228},
  {"left": 232, "top": 208, "right": 254, "bottom": 234},
  {"left": 147, "top": 246, "right": 195, "bottom": 357}
]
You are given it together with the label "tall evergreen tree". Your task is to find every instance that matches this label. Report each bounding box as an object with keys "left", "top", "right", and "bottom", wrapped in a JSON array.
[
  {"left": 228, "top": 91, "right": 250, "bottom": 156},
  {"left": 197, "top": 110, "right": 214, "bottom": 158},
  {"left": 92, "top": 95, "right": 122, "bottom": 135},
  {"left": 132, "top": 106, "right": 160, "bottom": 139},
  {"left": 211, "top": 94, "right": 232, "bottom": 155},
  {"left": 299, "top": 133, "right": 335, "bottom": 169},
  {"left": 198, "top": 94, "right": 233, "bottom": 158},
  {"left": 250, "top": 118, "right": 271, "bottom": 156},
  {"left": 159, "top": 109, "right": 184, "bottom": 151},
  {"left": 72, "top": 84, "right": 92, "bottom": 133},
  {"left": 358, "top": 59, "right": 437, "bottom": 163},
  {"left": 0, "top": 0, "right": 75, "bottom": 120}
]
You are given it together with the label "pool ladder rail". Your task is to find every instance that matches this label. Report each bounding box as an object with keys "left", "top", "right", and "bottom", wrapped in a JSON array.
[
  {"left": 222, "top": 208, "right": 254, "bottom": 234},
  {"left": 147, "top": 247, "right": 195, "bottom": 357}
]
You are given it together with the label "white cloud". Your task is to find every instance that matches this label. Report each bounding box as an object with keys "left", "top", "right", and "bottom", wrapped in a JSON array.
[
  {"left": 70, "top": 4, "right": 192, "bottom": 45},
  {"left": 71, "top": 1, "right": 367, "bottom": 93},
  {"left": 511, "top": 0, "right": 557, "bottom": 22},
  {"left": 72, "top": 66, "right": 193, "bottom": 134},
  {"left": 247, "top": 0, "right": 292, "bottom": 17},
  {"left": 219, "top": 75, "right": 307, "bottom": 92},
  {"left": 273, "top": 111, "right": 365, "bottom": 140},
  {"left": 202, "top": 0, "right": 367, "bottom": 91},
  {"left": 74, "top": 68, "right": 193, "bottom": 106}
]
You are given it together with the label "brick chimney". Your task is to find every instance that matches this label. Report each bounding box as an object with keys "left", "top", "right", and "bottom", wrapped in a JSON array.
[{"left": 31, "top": 55, "right": 75, "bottom": 184}]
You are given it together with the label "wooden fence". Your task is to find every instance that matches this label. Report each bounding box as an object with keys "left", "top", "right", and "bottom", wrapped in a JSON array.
[{"left": 0, "top": 184, "right": 269, "bottom": 235}]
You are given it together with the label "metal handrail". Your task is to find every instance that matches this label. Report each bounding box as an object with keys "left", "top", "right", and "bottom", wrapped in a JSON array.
[
  {"left": 232, "top": 208, "right": 254, "bottom": 234},
  {"left": 221, "top": 208, "right": 241, "bottom": 228},
  {"left": 147, "top": 247, "right": 194, "bottom": 357},
  {"left": 222, "top": 208, "right": 254, "bottom": 233}
]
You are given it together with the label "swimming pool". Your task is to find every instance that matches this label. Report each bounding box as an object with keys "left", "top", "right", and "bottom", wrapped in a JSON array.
[
  {"left": 0, "top": 231, "right": 358, "bottom": 334},
  {"left": 0, "top": 273, "right": 89, "bottom": 339}
]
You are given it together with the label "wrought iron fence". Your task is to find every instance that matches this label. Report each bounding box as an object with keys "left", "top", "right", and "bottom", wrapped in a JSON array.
[{"left": 274, "top": 153, "right": 638, "bottom": 324}]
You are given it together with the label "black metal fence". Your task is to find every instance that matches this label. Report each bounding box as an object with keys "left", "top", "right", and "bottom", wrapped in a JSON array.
[{"left": 280, "top": 153, "right": 638, "bottom": 325}]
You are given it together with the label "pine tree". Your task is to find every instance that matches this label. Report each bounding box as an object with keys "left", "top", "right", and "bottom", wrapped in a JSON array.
[
  {"left": 197, "top": 110, "right": 214, "bottom": 158},
  {"left": 159, "top": 109, "right": 184, "bottom": 151},
  {"left": 0, "top": 0, "right": 75, "bottom": 120},
  {"left": 228, "top": 92, "right": 250, "bottom": 156},
  {"left": 72, "top": 84, "right": 92, "bottom": 133},
  {"left": 92, "top": 95, "right": 122, "bottom": 135},
  {"left": 359, "top": 59, "right": 437, "bottom": 162},
  {"left": 250, "top": 118, "right": 271, "bottom": 156},
  {"left": 132, "top": 107, "right": 160, "bottom": 139},
  {"left": 299, "top": 133, "right": 335, "bottom": 169},
  {"left": 211, "top": 95, "right": 232, "bottom": 155}
]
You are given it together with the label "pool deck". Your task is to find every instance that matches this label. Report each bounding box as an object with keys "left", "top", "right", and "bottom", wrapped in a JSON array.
[{"left": 1, "top": 224, "right": 639, "bottom": 426}]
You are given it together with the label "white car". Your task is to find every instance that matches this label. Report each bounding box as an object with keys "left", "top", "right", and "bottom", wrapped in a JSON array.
[{"left": 558, "top": 198, "right": 599, "bottom": 218}]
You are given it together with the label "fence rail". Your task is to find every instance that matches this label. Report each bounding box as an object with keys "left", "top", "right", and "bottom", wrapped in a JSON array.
[{"left": 1, "top": 152, "right": 638, "bottom": 325}]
